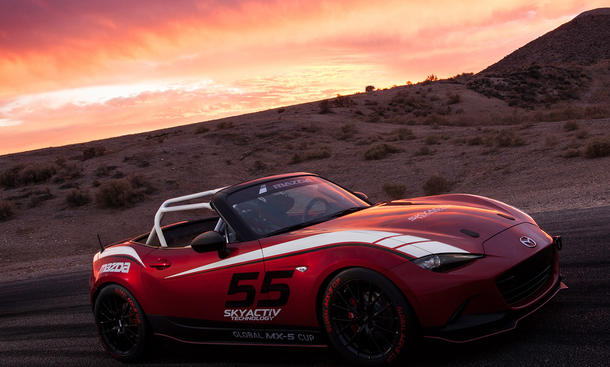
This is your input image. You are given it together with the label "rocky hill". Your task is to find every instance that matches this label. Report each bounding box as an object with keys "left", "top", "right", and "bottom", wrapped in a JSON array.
[{"left": 483, "top": 8, "right": 610, "bottom": 73}]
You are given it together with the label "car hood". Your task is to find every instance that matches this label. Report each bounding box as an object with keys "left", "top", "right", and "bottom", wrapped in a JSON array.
[{"left": 286, "top": 194, "right": 535, "bottom": 255}]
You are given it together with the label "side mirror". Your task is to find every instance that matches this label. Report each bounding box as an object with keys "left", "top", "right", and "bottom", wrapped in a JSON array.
[
  {"left": 191, "top": 231, "right": 225, "bottom": 253},
  {"left": 353, "top": 191, "right": 369, "bottom": 202}
]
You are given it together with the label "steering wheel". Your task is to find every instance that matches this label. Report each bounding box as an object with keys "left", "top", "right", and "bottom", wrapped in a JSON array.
[{"left": 303, "top": 198, "right": 329, "bottom": 221}]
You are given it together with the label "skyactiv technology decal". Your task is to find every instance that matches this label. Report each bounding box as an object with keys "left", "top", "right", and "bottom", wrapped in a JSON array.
[{"left": 223, "top": 308, "right": 281, "bottom": 321}]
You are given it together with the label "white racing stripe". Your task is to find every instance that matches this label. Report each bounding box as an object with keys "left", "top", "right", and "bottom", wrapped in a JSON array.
[
  {"left": 164, "top": 230, "right": 469, "bottom": 278},
  {"left": 375, "top": 235, "right": 429, "bottom": 248},
  {"left": 262, "top": 230, "right": 401, "bottom": 258},
  {"left": 94, "top": 246, "right": 145, "bottom": 266},
  {"left": 409, "top": 241, "right": 468, "bottom": 254},
  {"left": 165, "top": 248, "right": 264, "bottom": 279},
  {"left": 395, "top": 245, "right": 431, "bottom": 258}
]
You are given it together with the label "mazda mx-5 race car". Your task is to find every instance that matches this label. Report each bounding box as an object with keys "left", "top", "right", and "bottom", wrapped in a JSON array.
[{"left": 90, "top": 172, "right": 566, "bottom": 365}]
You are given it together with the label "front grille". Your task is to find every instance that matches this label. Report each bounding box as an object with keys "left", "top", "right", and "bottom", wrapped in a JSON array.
[{"left": 496, "top": 246, "right": 554, "bottom": 306}]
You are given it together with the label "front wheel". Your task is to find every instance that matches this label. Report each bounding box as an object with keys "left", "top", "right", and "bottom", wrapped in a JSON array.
[
  {"left": 321, "top": 268, "right": 417, "bottom": 366},
  {"left": 94, "top": 284, "right": 148, "bottom": 361}
]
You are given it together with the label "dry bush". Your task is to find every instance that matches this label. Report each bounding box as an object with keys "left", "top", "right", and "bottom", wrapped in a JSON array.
[
  {"left": 364, "top": 144, "right": 401, "bottom": 160},
  {"left": 54, "top": 163, "right": 83, "bottom": 182},
  {"left": 468, "top": 136, "right": 485, "bottom": 146},
  {"left": 563, "top": 121, "right": 579, "bottom": 131},
  {"left": 95, "top": 175, "right": 156, "bottom": 208},
  {"left": 446, "top": 93, "right": 461, "bottom": 105},
  {"left": 423, "top": 176, "right": 453, "bottom": 195},
  {"left": 495, "top": 130, "right": 526, "bottom": 147},
  {"left": 319, "top": 100, "right": 332, "bottom": 114},
  {"left": 195, "top": 125, "right": 210, "bottom": 134},
  {"left": 290, "top": 147, "right": 331, "bottom": 164},
  {"left": 82, "top": 146, "right": 106, "bottom": 161},
  {"left": 382, "top": 183, "right": 407, "bottom": 199},
  {"left": 333, "top": 95, "right": 355, "bottom": 107},
  {"left": 336, "top": 123, "right": 358, "bottom": 140},
  {"left": 576, "top": 129, "right": 588, "bottom": 139},
  {"left": 584, "top": 137, "right": 610, "bottom": 158},
  {"left": 393, "top": 128, "right": 415, "bottom": 140},
  {"left": 0, "top": 199, "right": 14, "bottom": 221},
  {"left": 250, "top": 160, "right": 267, "bottom": 174},
  {"left": 365, "top": 85, "right": 375, "bottom": 92},
  {"left": 0, "top": 164, "right": 57, "bottom": 189},
  {"left": 562, "top": 149, "right": 580, "bottom": 158},
  {"left": 299, "top": 123, "right": 321, "bottom": 133},
  {"left": 414, "top": 146, "right": 432, "bottom": 156},
  {"left": 425, "top": 135, "right": 440, "bottom": 145},
  {"left": 66, "top": 189, "right": 90, "bottom": 207},
  {"left": 28, "top": 188, "right": 54, "bottom": 208},
  {"left": 216, "top": 121, "right": 234, "bottom": 130},
  {"left": 95, "top": 164, "right": 117, "bottom": 178}
]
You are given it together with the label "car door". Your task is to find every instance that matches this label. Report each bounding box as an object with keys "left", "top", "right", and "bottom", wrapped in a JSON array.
[{"left": 140, "top": 238, "right": 264, "bottom": 324}]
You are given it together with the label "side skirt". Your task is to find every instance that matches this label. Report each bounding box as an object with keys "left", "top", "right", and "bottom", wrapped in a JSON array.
[{"left": 148, "top": 315, "right": 328, "bottom": 347}]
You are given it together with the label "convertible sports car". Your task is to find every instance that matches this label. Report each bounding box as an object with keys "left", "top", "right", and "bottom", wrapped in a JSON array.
[{"left": 90, "top": 172, "right": 565, "bottom": 364}]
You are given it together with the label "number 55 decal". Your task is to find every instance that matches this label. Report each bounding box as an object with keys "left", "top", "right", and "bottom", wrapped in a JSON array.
[{"left": 226, "top": 271, "right": 294, "bottom": 308}]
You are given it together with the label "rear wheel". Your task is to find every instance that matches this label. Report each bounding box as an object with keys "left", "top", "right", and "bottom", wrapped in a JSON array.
[
  {"left": 94, "top": 284, "right": 148, "bottom": 361},
  {"left": 321, "top": 268, "right": 417, "bottom": 366}
]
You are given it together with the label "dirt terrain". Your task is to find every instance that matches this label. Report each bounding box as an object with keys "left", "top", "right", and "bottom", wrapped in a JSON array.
[{"left": 0, "top": 8, "right": 609, "bottom": 282}]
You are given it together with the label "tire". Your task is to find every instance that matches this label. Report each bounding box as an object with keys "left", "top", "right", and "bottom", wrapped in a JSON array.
[
  {"left": 94, "top": 284, "right": 149, "bottom": 361},
  {"left": 321, "top": 268, "right": 417, "bottom": 366}
]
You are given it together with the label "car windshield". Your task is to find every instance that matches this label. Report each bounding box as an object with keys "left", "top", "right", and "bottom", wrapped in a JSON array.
[{"left": 226, "top": 176, "right": 369, "bottom": 237}]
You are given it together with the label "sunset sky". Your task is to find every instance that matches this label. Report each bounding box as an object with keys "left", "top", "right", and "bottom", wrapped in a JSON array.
[{"left": 0, "top": 0, "right": 605, "bottom": 155}]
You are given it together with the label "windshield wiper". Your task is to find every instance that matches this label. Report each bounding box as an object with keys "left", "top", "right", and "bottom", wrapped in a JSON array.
[{"left": 264, "top": 206, "right": 368, "bottom": 238}]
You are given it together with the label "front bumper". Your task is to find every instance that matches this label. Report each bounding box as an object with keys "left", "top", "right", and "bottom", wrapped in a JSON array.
[{"left": 422, "top": 277, "right": 567, "bottom": 342}]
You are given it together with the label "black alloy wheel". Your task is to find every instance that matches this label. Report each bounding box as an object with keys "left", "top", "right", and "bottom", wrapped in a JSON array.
[
  {"left": 94, "top": 284, "right": 148, "bottom": 361},
  {"left": 321, "top": 268, "right": 417, "bottom": 366}
]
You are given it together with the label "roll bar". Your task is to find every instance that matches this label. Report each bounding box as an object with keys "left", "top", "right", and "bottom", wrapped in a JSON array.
[{"left": 146, "top": 187, "right": 227, "bottom": 247}]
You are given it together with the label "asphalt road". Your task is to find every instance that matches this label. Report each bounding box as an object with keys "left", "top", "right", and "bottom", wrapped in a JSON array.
[{"left": 1, "top": 206, "right": 609, "bottom": 366}]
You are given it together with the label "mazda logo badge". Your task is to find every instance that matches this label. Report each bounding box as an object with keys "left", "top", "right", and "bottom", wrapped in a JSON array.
[{"left": 520, "top": 236, "right": 537, "bottom": 248}]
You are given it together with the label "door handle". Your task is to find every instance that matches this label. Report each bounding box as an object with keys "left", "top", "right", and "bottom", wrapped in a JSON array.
[{"left": 149, "top": 259, "right": 171, "bottom": 270}]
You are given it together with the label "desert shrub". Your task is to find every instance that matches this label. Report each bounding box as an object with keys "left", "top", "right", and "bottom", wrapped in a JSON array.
[
  {"left": 365, "top": 85, "right": 375, "bottom": 92},
  {"left": 216, "top": 121, "right": 234, "bottom": 130},
  {"left": 95, "top": 175, "right": 156, "bottom": 208},
  {"left": 0, "top": 165, "right": 24, "bottom": 188},
  {"left": 337, "top": 123, "right": 358, "bottom": 140},
  {"left": 0, "top": 199, "right": 13, "bottom": 221},
  {"left": 562, "top": 149, "right": 580, "bottom": 158},
  {"left": 0, "top": 164, "right": 58, "bottom": 188},
  {"left": 423, "top": 176, "right": 452, "bottom": 195},
  {"left": 414, "top": 146, "right": 432, "bottom": 156},
  {"left": 95, "top": 164, "right": 117, "bottom": 177},
  {"left": 425, "top": 135, "right": 440, "bottom": 145},
  {"left": 54, "top": 163, "right": 83, "bottom": 182},
  {"left": 277, "top": 108, "right": 285, "bottom": 113},
  {"left": 195, "top": 125, "right": 210, "bottom": 134},
  {"left": 334, "top": 95, "right": 355, "bottom": 107},
  {"left": 382, "top": 183, "right": 407, "bottom": 199},
  {"left": 290, "top": 147, "right": 331, "bottom": 164},
  {"left": 66, "top": 189, "right": 90, "bottom": 207},
  {"left": 28, "top": 188, "right": 54, "bottom": 208},
  {"left": 82, "top": 146, "right": 106, "bottom": 161},
  {"left": 319, "top": 100, "right": 332, "bottom": 114},
  {"left": 495, "top": 130, "right": 526, "bottom": 147},
  {"left": 424, "top": 74, "right": 438, "bottom": 82},
  {"left": 250, "top": 160, "right": 267, "bottom": 173},
  {"left": 468, "top": 136, "right": 485, "bottom": 146},
  {"left": 393, "top": 128, "right": 415, "bottom": 140},
  {"left": 576, "top": 129, "right": 588, "bottom": 139},
  {"left": 447, "top": 93, "right": 461, "bottom": 105},
  {"left": 583, "top": 105, "right": 608, "bottom": 119},
  {"left": 584, "top": 137, "right": 610, "bottom": 158},
  {"left": 299, "top": 123, "right": 321, "bottom": 133},
  {"left": 563, "top": 121, "right": 579, "bottom": 132},
  {"left": 364, "top": 144, "right": 401, "bottom": 160}
]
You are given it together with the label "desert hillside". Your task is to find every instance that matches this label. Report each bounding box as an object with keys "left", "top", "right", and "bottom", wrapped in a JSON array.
[{"left": 0, "top": 8, "right": 609, "bottom": 281}]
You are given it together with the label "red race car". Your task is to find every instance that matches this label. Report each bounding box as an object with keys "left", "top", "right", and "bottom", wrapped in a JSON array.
[{"left": 90, "top": 172, "right": 566, "bottom": 364}]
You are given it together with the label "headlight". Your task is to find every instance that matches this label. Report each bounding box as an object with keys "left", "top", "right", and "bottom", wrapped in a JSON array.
[{"left": 412, "top": 253, "right": 483, "bottom": 272}]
